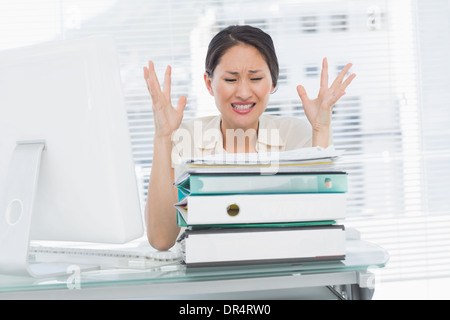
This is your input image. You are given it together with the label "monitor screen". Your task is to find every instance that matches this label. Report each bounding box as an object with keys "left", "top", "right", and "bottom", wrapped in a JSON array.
[{"left": 0, "top": 35, "right": 144, "bottom": 248}]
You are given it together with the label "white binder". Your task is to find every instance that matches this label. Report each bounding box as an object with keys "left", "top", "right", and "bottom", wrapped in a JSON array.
[
  {"left": 179, "top": 225, "right": 346, "bottom": 267},
  {"left": 174, "top": 193, "right": 346, "bottom": 225}
]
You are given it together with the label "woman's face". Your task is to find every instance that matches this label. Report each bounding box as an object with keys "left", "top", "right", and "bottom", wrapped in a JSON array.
[{"left": 204, "top": 44, "right": 274, "bottom": 132}]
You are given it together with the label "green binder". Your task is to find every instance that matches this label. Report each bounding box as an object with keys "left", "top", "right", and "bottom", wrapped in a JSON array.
[
  {"left": 176, "top": 211, "right": 336, "bottom": 228},
  {"left": 175, "top": 172, "right": 347, "bottom": 196}
]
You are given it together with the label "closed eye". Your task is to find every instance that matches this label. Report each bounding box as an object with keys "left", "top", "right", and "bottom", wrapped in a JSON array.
[
  {"left": 251, "top": 78, "right": 263, "bottom": 81},
  {"left": 224, "top": 79, "right": 237, "bottom": 82}
]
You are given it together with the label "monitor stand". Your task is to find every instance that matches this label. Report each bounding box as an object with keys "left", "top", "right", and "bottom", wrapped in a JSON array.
[{"left": 0, "top": 141, "right": 98, "bottom": 278}]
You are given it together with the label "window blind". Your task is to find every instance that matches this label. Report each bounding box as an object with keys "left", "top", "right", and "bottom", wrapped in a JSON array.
[{"left": 2, "top": 0, "right": 450, "bottom": 285}]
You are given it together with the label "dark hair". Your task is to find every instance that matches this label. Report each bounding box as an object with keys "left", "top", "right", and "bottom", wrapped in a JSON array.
[{"left": 205, "top": 25, "right": 279, "bottom": 88}]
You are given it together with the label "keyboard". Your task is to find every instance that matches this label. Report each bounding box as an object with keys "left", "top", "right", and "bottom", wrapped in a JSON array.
[{"left": 28, "top": 238, "right": 181, "bottom": 270}]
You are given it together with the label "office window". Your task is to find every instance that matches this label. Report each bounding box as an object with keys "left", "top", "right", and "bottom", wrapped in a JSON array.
[
  {"left": 300, "top": 15, "right": 318, "bottom": 33},
  {"left": 244, "top": 19, "right": 269, "bottom": 31},
  {"left": 304, "top": 65, "right": 320, "bottom": 78},
  {"left": 1, "top": 0, "right": 450, "bottom": 291},
  {"left": 278, "top": 66, "right": 288, "bottom": 85},
  {"left": 330, "top": 14, "right": 348, "bottom": 32},
  {"left": 366, "top": 5, "right": 384, "bottom": 31}
]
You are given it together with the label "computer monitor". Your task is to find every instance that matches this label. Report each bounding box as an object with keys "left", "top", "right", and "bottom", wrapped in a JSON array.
[{"left": 0, "top": 36, "right": 144, "bottom": 277}]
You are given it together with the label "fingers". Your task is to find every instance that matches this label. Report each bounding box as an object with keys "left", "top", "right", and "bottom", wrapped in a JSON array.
[
  {"left": 330, "top": 62, "right": 353, "bottom": 90},
  {"left": 296, "top": 85, "right": 309, "bottom": 103},
  {"left": 144, "top": 61, "right": 158, "bottom": 88},
  {"left": 177, "top": 96, "right": 187, "bottom": 114},
  {"left": 163, "top": 65, "right": 171, "bottom": 98},
  {"left": 143, "top": 61, "right": 162, "bottom": 103},
  {"left": 143, "top": 66, "right": 151, "bottom": 92},
  {"left": 320, "top": 57, "right": 328, "bottom": 89},
  {"left": 340, "top": 72, "right": 356, "bottom": 91},
  {"left": 328, "top": 90, "right": 346, "bottom": 106},
  {"left": 143, "top": 65, "right": 150, "bottom": 82},
  {"left": 144, "top": 62, "right": 174, "bottom": 100}
]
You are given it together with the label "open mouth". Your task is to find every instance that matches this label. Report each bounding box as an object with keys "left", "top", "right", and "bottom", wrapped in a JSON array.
[{"left": 231, "top": 103, "right": 255, "bottom": 114}]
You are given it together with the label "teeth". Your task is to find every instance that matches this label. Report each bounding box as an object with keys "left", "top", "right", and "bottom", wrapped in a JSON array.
[{"left": 232, "top": 104, "right": 254, "bottom": 110}]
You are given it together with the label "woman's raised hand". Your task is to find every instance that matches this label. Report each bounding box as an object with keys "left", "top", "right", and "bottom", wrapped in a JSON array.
[
  {"left": 143, "top": 61, "right": 187, "bottom": 138},
  {"left": 296, "top": 58, "right": 356, "bottom": 135}
]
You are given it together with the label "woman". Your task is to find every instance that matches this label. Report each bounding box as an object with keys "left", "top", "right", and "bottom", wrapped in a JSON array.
[{"left": 143, "top": 25, "right": 355, "bottom": 250}]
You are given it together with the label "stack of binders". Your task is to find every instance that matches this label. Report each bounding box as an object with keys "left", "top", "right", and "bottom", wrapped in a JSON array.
[{"left": 174, "top": 147, "right": 347, "bottom": 267}]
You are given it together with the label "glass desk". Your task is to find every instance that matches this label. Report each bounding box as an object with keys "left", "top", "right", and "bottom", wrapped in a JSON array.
[{"left": 0, "top": 239, "right": 388, "bottom": 300}]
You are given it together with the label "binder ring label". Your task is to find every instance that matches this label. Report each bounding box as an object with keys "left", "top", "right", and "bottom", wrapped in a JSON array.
[{"left": 226, "top": 203, "right": 240, "bottom": 217}]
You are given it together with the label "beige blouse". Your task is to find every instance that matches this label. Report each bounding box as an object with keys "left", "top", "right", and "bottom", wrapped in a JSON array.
[{"left": 171, "top": 114, "right": 313, "bottom": 167}]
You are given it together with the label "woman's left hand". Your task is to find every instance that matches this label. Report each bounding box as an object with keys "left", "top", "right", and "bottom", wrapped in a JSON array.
[{"left": 296, "top": 57, "right": 356, "bottom": 139}]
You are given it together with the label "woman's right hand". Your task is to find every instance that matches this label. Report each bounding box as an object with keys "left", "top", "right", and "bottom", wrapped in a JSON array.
[{"left": 143, "top": 61, "right": 187, "bottom": 138}]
